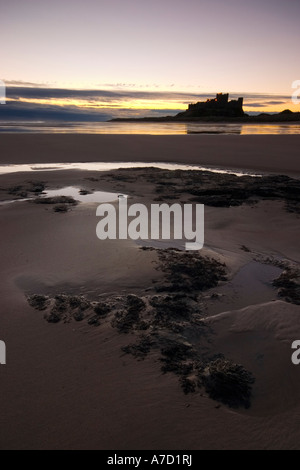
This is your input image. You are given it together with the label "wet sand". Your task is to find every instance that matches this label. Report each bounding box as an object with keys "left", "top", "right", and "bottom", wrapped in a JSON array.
[
  {"left": 0, "top": 140, "right": 300, "bottom": 449},
  {"left": 0, "top": 134, "right": 300, "bottom": 176}
]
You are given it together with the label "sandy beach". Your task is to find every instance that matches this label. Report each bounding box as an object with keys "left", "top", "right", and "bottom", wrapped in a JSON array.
[{"left": 0, "top": 135, "right": 299, "bottom": 449}]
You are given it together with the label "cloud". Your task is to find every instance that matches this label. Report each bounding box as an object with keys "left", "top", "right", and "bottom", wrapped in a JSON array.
[
  {"left": 244, "top": 103, "right": 265, "bottom": 108},
  {"left": 5, "top": 86, "right": 293, "bottom": 105},
  {"left": 266, "top": 100, "right": 287, "bottom": 105},
  {"left": 0, "top": 100, "right": 112, "bottom": 122},
  {"left": 238, "top": 92, "right": 292, "bottom": 101},
  {"left": 0, "top": 86, "right": 293, "bottom": 122},
  {"left": 0, "top": 98, "right": 182, "bottom": 122},
  {"left": 6, "top": 86, "right": 205, "bottom": 102},
  {"left": 4, "top": 80, "right": 48, "bottom": 88},
  {"left": 245, "top": 99, "right": 288, "bottom": 108}
]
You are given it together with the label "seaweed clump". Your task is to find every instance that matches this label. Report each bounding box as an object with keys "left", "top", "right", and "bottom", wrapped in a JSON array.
[
  {"left": 273, "top": 268, "right": 300, "bottom": 305},
  {"left": 199, "top": 358, "right": 255, "bottom": 409},
  {"left": 156, "top": 249, "right": 227, "bottom": 293},
  {"left": 27, "top": 294, "right": 49, "bottom": 311},
  {"left": 111, "top": 295, "right": 146, "bottom": 333},
  {"left": 33, "top": 196, "right": 78, "bottom": 206},
  {"left": 122, "top": 335, "right": 154, "bottom": 360}
]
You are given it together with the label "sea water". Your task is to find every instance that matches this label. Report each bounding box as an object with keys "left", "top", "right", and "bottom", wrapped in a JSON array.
[{"left": 0, "top": 121, "right": 300, "bottom": 135}]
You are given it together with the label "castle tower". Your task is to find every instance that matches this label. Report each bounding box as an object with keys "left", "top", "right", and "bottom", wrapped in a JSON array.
[{"left": 216, "top": 93, "right": 229, "bottom": 105}]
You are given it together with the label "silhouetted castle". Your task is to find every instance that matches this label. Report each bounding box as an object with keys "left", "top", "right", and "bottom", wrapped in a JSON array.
[{"left": 176, "top": 93, "right": 244, "bottom": 118}]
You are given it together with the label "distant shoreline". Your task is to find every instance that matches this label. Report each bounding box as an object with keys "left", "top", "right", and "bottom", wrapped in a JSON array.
[{"left": 110, "top": 113, "right": 300, "bottom": 123}]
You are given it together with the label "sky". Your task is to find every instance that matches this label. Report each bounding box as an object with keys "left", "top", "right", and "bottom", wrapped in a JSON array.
[{"left": 1, "top": 0, "right": 300, "bottom": 120}]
